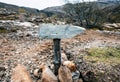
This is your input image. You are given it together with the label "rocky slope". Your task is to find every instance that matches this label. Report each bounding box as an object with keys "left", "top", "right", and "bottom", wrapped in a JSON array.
[
  {"left": 0, "top": 2, "right": 40, "bottom": 15},
  {"left": 0, "top": 1, "right": 120, "bottom": 82},
  {"left": 0, "top": 21, "right": 120, "bottom": 82}
]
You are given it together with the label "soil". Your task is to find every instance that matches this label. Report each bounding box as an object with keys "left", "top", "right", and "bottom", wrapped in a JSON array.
[{"left": 0, "top": 27, "right": 120, "bottom": 82}]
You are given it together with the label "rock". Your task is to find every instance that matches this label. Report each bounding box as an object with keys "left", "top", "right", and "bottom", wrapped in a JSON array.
[
  {"left": 78, "top": 79, "right": 83, "bottom": 82},
  {"left": 58, "top": 65, "right": 73, "bottom": 82},
  {"left": 63, "top": 61, "right": 76, "bottom": 72},
  {"left": 72, "top": 70, "right": 80, "bottom": 82},
  {"left": 2, "top": 38, "right": 8, "bottom": 43},
  {"left": 61, "top": 53, "right": 68, "bottom": 63},
  {"left": 19, "top": 22, "right": 34, "bottom": 27},
  {"left": 11, "top": 64, "right": 33, "bottom": 82},
  {"left": 103, "top": 23, "right": 120, "bottom": 31},
  {"left": 0, "top": 66, "right": 6, "bottom": 71},
  {"left": 37, "top": 79, "right": 42, "bottom": 82},
  {"left": 0, "top": 8, "right": 16, "bottom": 16},
  {"left": 39, "top": 63, "right": 58, "bottom": 82},
  {"left": 50, "top": 64, "right": 54, "bottom": 70},
  {"left": 0, "top": 66, "right": 6, "bottom": 80},
  {"left": 33, "top": 69, "right": 41, "bottom": 77},
  {"left": 83, "top": 71, "right": 96, "bottom": 82}
]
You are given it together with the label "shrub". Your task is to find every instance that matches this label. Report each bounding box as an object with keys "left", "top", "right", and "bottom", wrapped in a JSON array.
[{"left": 0, "top": 27, "right": 7, "bottom": 33}]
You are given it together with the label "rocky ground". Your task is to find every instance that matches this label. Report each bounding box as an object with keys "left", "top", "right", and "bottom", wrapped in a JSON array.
[{"left": 0, "top": 21, "right": 120, "bottom": 82}]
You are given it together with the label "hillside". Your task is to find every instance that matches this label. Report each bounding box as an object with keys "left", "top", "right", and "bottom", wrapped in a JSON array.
[
  {"left": 0, "top": 1, "right": 119, "bottom": 20},
  {"left": 98, "top": 0, "right": 119, "bottom": 3},
  {"left": 0, "top": 23, "right": 120, "bottom": 81},
  {"left": 0, "top": 2, "right": 40, "bottom": 15},
  {"left": 43, "top": 6, "right": 64, "bottom": 13},
  {"left": 0, "top": 1, "right": 120, "bottom": 82},
  {"left": 0, "top": 2, "right": 65, "bottom": 20}
]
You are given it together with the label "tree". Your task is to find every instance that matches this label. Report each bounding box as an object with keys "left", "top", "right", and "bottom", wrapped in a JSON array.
[{"left": 63, "top": 0, "right": 106, "bottom": 28}]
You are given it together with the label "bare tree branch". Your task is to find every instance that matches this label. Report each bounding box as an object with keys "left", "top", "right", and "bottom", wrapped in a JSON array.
[{"left": 63, "top": 0, "right": 106, "bottom": 28}]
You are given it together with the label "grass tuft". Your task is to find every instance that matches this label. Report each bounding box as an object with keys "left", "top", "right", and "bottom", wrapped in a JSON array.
[
  {"left": 0, "top": 27, "right": 8, "bottom": 33},
  {"left": 84, "top": 47, "right": 120, "bottom": 65}
]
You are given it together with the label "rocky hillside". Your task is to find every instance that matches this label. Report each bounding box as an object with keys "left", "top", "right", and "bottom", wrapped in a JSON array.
[
  {"left": 0, "top": 2, "right": 40, "bottom": 15},
  {"left": 0, "top": 1, "right": 120, "bottom": 21},
  {"left": 0, "top": 20, "right": 120, "bottom": 81},
  {"left": 0, "top": 2, "right": 65, "bottom": 20},
  {"left": 0, "top": 1, "right": 120, "bottom": 82},
  {"left": 98, "top": 0, "right": 120, "bottom": 3},
  {"left": 42, "top": 6, "right": 64, "bottom": 14}
]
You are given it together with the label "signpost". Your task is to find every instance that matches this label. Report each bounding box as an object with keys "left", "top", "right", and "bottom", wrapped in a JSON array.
[{"left": 39, "top": 23, "right": 85, "bottom": 75}]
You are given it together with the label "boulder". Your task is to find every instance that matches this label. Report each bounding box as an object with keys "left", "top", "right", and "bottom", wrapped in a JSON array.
[
  {"left": 61, "top": 53, "right": 68, "bottom": 63},
  {"left": 19, "top": 22, "right": 34, "bottom": 27},
  {"left": 39, "top": 63, "right": 58, "bottom": 82},
  {"left": 11, "top": 64, "right": 33, "bottom": 82},
  {"left": 63, "top": 61, "right": 76, "bottom": 72},
  {"left": 33, "top": 69, "right": 41, "bottom": 77},
  {"left": 58, "top": 65, "right": 73, "bottom": 82},
  {"left": 103, "top": 23, "right": 120, "bottom": 29}
]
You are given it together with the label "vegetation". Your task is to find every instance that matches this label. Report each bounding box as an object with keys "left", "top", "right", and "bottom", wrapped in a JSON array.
[
  {"left": 106, "top": 5, "right": 120, "bottom": 23},
  {"left": 85, "top": 47, "right": 120, "bottom": 65},
  {"left": 0, "top": 27, "right": 7, "bottom": 33},
  {"left": 19, "top": 8, "right": 26, "bottom": 13},
  {"left": 0, "top": 1, "right": 120, "bottom": 29},
  {"left": 63, "top": 0, "right": 120, "bottom": 30},
  {"left": 63, "top": 1, "right": 107, "bottom": 28}
]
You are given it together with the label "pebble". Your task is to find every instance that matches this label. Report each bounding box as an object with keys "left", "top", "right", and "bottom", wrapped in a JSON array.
[{"left": 33, "top": 69, "right": 40, "bottom": 77}]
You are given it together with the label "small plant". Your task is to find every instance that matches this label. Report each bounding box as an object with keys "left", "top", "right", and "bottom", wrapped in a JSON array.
[
  {"left": 10, "top": 28, "right": 18, "bottom": 32},
  {"left": 0, "top": 27, "right": 7, "bottom": 33},
  {"left": 85, "top": 47, "right": 120, "bottom": 65}
]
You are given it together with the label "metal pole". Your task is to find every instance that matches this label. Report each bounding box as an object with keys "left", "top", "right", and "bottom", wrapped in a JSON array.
[{"left": 53, "top": 39, "right": 61, "bottom": 75}]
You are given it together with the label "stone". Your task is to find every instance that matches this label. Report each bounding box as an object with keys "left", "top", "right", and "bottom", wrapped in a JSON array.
[
  {"left": 0, "top": 66, "right": 6, "bottom": 71},
  {"left": 72, "top": 70, "right": 80, "bottom": 82},
  {"left": 61, "top": 53, "right": 68, "bottom": 63},
  {"left": 19, "top": 22, "right": 34, "bottom": 27},
  {"left": 37, "top": 79, "right": 42, "bottom": 82},
  {"left": 39, "top": 63, "right": 58, "bottom": 82},
  {"left": 33, "top": 69, "right": 40, "bottom": 77},
  {"left": 11, "top": 64, "right": 33, "bottom": 82},
  {"left": 63, "top": 61, "right": 76, "bottom": 72},
  {"left": 50, "top": 64, "right": 54, "bottom": 70},
  {"left": 58, "top": 65, "right": 73, "bottom": 82},
  {"left": 103, "top": 23, "right": 120, "bottom": 29},
  {"left": 78, "top": 79, "right": 83, "bottom": 82}
]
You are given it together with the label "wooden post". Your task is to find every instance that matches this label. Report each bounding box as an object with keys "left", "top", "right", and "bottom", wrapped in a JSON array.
[{"left": 53, "top": 39, "right": 61, "bottom": 75}]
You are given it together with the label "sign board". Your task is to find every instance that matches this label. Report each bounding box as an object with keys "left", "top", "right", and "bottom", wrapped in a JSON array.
[{"left": 39, "top": 23, "right": 85, "bottom": 39}]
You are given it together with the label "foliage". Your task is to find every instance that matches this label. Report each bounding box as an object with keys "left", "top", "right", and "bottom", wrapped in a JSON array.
[
  {"left": 18, "top": 8, "right": 26, "bottom": 13},
  {"left": 106, "top": 4, "right": 120, "bottom": 23},
  {"left": 0, "top": 27, "right": 18, "bottom": 33},
  {"left": 85, "top": 47, "right": 120, "bottom": 65},
  {"left": 0, "top": 27, "right": 7, "bottom": 33},
  {"left": 63, "top": 2, "right": 107, "bottom": 28},
  {"left": 39, "top": 13, "right": 47, "bottom": 18}
]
